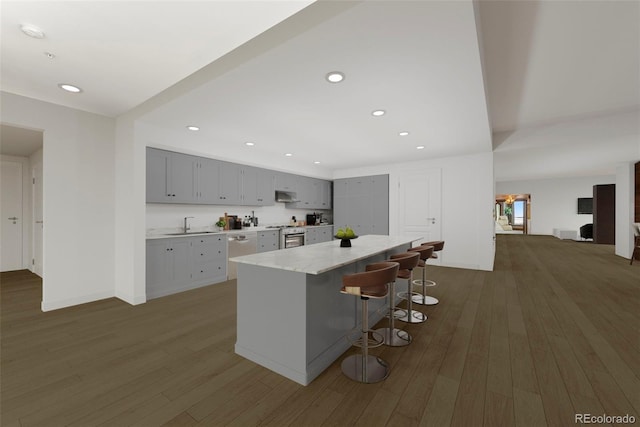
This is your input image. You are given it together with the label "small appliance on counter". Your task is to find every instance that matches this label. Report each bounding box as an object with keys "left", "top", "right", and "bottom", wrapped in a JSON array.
[
  {"left": 227, "top": 215, "right": 243, "bottom": 230},
  {"left": 306, "top": 213, "right": 317, "bottom": 226}
]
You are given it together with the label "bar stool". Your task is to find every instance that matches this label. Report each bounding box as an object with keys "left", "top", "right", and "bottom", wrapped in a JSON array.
[
  {"left": 396, "top": 245, "right": 432, "bottom": 324},
  {"left": 340, "top": 261, "right": 399, "bottom": 383},
  {"left": 411, "top": 241, "right": 444, "bottom": 306},
  {"left": 375, "top": 251, "right": 420, "bottom": 346}
]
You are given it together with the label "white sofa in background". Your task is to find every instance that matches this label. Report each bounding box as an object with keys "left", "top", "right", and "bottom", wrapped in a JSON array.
[{"left": 496, "top": 215, "right": 512, "bottom": 231}]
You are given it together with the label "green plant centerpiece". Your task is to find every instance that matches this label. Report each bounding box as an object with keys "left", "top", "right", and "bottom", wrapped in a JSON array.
[
  {"left": 215, "top": 219, "right": 226, "bottom": 230},
  {"left": 335, "top": 226, "right": 358, "bottom": 247}
]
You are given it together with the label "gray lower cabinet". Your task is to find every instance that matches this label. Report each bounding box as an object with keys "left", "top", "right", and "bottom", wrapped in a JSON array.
[
  {"left": 257, "top": 230, "right": 280, "bottom": 252},
  {"left": 333, "top": 174, "right": 389, "bottom": 236},
  {"left": 305, "top": 226, "right": 333, "bottom": 245},
  {"left": 146, "top": 234, "right": 227, "bottom": 299}
]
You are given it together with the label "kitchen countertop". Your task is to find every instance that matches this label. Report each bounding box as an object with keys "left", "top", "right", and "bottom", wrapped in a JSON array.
[
  {"left": 146, "top": 224, "right": 333, "bottom": 240},
  {"left": 230, "top": 234, "right": 419, "bottom": 275}
]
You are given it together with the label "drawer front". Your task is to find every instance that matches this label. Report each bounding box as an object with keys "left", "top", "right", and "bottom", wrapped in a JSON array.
[
  {"left": 192, "top": 259, "right": 226, "bottom": 281},
  {"left": 192, "top": 236, "right": 226, "bottom": 262}
]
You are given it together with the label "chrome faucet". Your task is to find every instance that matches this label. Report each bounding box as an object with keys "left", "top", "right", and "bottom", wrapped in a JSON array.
[{"left": 184, "top": 216, "right": 194, "bottom": 233}]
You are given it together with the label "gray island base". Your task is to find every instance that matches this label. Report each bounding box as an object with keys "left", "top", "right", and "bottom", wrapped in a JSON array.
[{"left": 231, "top": 235, "right": 421, "bottom": 385}]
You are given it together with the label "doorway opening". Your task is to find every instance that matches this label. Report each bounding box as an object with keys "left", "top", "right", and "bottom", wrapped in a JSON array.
[
  {"left": 0, "top": 124, "right": 44, "bottom": 276},
  {"left": 495, "top": 194, "right": 531, "bottom": 235}
]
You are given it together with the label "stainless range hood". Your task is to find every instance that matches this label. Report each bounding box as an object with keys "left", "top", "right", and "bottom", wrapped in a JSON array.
[{"left": 275, "top": 190, "right": 299, "bottom": 203}]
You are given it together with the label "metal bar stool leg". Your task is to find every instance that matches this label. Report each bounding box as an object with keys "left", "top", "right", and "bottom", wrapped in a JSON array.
[
  {"left": 341, "top": 297, "right": 389, "bottom": 383},
  {"left": 375, "top": 280, "right": 411, "bottom": 346},
  {"left": 395, "top": 269, "right": 427, "bottom": 324},
  {"left": 412, "top": 265, "right": 439, "bottom": 305}
]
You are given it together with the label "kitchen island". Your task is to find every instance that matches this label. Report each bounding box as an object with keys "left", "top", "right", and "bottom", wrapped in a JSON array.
[{"left": 231, "top": 234, "right": 419, "bottom": 385}]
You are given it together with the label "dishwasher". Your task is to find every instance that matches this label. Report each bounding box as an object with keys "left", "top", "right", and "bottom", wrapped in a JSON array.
[{"left": 227, "top": 231, "right": 257, "bottom": 280}]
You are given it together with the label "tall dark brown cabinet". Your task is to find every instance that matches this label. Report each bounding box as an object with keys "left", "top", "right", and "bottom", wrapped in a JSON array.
[{"left": 593, "top": 184, "right": 615, "bottom": 244}]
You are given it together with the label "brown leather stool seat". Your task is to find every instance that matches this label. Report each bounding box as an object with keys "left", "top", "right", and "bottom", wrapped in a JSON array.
[
  {"left": 411, "top": 241, "right": 444, "bottom": 305},
  {"left": 396, "top": 245, "right": 433, "bottom": 324},
  {"left": 340, "top": 261, "right": 399, "bottom": 383},
  {"left": 375, "top": 252, "right": 420, "bottom": 346}
]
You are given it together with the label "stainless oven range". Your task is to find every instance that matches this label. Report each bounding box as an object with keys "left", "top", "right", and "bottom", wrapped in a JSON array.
[
  {"left": 265, "top": 225, "right": 306, "bottom": 249},
  {"left": 281, "top": 226, "right": 305, "bottom": 249}
]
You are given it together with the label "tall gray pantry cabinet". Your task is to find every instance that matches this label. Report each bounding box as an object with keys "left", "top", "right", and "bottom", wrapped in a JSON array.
[{"left": 333, "top": 174, "right": 389, "bottom": 236}]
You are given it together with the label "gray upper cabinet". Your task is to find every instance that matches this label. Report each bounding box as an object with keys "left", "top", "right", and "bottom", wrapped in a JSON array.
[
  {"left": 333, "top": 174, "right": 389, "bottom": 236},
  {"left": 218, "top": 162, "right": 242, "bottom": 205},
  {"left": 147, "top": 148, "right": 197, "bottom": 203},
  {"left": 320, "top": 180, "right": 332, "bottom": 209},
  {"left": 255, "top": 168, "right": 275, "bottom": 206},
  {"left": 146, "top": 148, "right": 171, "bottom": 202},
  {"left": 197, "top": 158, "right": 220, "bottom": 203},
  {"left": 275, "top": 172, "right": 297, "bottom": 192},
  {"left": 240, "top": 166, "right": 258, "bottom": 205},
  {"left": 289, "top": 176, "right": 331, "bottom": 210},
  {"left": 147, "top": 147, "right": 327, "bottom": 207}
]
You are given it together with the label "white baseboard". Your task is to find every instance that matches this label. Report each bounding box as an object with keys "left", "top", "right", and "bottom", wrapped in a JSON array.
[
  {"left": 41, "top": 290, "right": 114, "bottom": 312},
  {"left": 115, "top": 290, "right": 146, "bottom": 305}
]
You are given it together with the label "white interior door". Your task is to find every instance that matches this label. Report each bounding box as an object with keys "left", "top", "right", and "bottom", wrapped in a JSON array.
[
  {"left": 1, "top": 161, "right": 24, "bottom": 271},
  {"left": 398, "top": 169, "right": 442, "bottom": 263},
  {"left": 32, "top": 162, "right": 43, "bottom": 277}
]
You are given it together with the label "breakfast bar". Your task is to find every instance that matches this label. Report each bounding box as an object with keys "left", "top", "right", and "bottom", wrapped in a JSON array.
[{"left": 231, "top": 235, "right": 419, "bottom": 385}]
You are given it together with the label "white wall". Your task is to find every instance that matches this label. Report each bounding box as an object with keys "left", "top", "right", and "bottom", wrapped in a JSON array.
[
  {"left": 1, "top": 154, "right": 32, "bottom": 270},
  {"left": 1, "top": 92, "right": 116, "bottom": 311},
  {"left": 334, "top": 151, "right": 496, "bottom": 271},
  {"left": 496, "top": 175, "right": 616, "bottom": 236}
]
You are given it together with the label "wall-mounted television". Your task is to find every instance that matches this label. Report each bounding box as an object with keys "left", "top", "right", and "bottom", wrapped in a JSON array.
[{"left": 577, "top": 197, "right": 593, "bottom": 214}]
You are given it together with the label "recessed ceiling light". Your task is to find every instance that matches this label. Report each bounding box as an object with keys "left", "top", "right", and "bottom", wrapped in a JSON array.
[
  {"left": 58, "top": 84, "right": 82, "bottom": 93},
  {"left": 285, "top": 153, "right": 293, "bottom": 157},
  {"left": 416, "top": 146, "right": 425, "bottom": 150},
  {"left": 372, "top": 110, "right": 386, "bottom": 117},
  {"left": 186, "top": 126, "right": 199, "bottom": 131},
  {"left": 44, "top": 52, "right": 55, "bottom": 59},
  {"left": 399, "top": 131, "right": 409, "bottom": 136},
  {"left": 314, "top": 161, "right": 321, "bottom": 164},
  {"left": 20, "top": 24, "right": 45, "bottom": 39},
  {"left": 245, "top": 142, "right": 255, "bottom": 146},
  {"left": 325, "top": 71, "right": 345, "bottom": 83}
]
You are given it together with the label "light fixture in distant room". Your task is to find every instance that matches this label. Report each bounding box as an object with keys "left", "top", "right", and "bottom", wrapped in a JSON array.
[
  {"left": 505, "top": 195, "right": 516, "bottom": 204},
  {"left": 58, "top": 83, "right": 82, "bottom": 93},
  {"left": 245, "top": 142, "right": 255, "bottom": 146},
  {"left": 399, "top": 131, "right": 409, "bottom": 136},
  {"left": 186, "top": 125, "right": 199, "bottom": 131},
  {"left": 325, "top": 71, "right": 345, "bottom": 83},
  {"left": 285, "top": 153, "right": 293, "bottom": 157},
  {"left": 20, "top": 23, "right": 45, "bottom": 39},
  {"left": 314, "top": 161, "right": 320, "bottom": 164}
]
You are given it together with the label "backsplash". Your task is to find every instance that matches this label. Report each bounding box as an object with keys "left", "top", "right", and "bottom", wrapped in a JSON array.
[{"left": 146, "top": 203, "right": 331, "bottom": 230}]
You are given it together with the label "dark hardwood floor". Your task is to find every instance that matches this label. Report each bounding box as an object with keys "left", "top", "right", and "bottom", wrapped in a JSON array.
[{"left": 1, "top": 235, "right": 638, "bottom": 426}]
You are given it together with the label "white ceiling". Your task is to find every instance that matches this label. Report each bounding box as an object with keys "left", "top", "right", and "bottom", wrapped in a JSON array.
[
  {"left": 1, "top": 0, "right": 638, "bottom": 179},
  {"left": 0, "top": 0, "right": 313, "bottom": 116}
]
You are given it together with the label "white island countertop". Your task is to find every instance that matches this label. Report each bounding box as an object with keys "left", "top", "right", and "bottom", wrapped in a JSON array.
[{"left": 230, "top": 234, "right": 420, "bottom": 275}]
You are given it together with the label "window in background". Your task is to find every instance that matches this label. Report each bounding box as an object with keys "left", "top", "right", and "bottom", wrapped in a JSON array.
[{"left": 513, "top": 200, "right": 525, "bottom": 225}]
